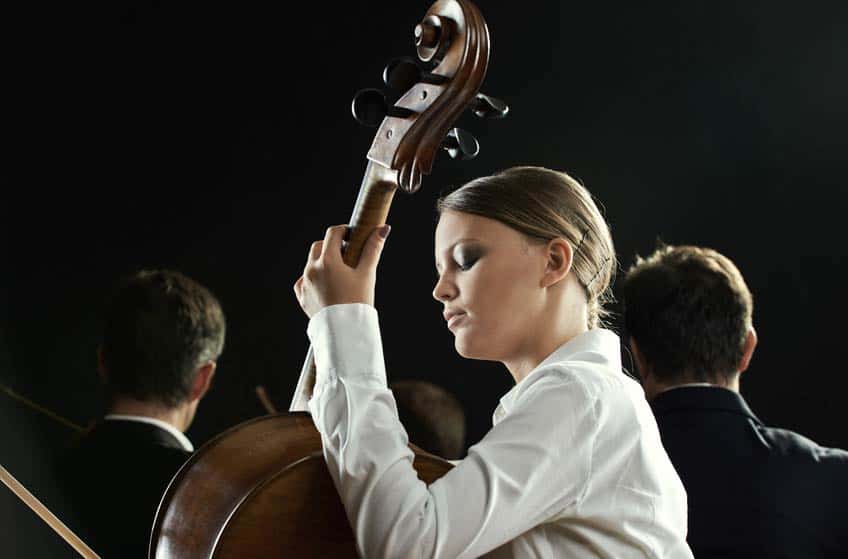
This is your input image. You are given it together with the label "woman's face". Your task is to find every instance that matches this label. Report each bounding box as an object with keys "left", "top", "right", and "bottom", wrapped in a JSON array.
[{"left": 433, "top": 210, "right": 548, "bottom": 362}]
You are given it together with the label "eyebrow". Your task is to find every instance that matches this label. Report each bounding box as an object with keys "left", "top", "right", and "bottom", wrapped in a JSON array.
[{"left": 435, "top": 237, "right": 484, "bottom": 273}]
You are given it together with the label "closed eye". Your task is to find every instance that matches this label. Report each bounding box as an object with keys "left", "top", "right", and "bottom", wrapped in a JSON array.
[{"left": 454, "top": 245, "right": 483, "bottom": 272}]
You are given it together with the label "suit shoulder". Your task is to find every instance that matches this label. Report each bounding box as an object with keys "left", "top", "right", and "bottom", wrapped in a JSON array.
[{"left": 760, "top": 425, "right": 848, "bottom": 465}]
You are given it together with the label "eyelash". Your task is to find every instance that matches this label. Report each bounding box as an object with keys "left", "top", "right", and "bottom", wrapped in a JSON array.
[
  {"left": 436, "top": 250, "right": 480, "bottom": 276},
  {"left": 456, "top": 256, "right": 478, "bottom": 272}
]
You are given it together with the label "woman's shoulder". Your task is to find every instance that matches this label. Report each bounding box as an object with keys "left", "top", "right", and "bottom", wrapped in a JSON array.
[
  {"left": 514, "top": 359, "right": 647, "bottom": 431},
  {"left": 517, "top": 329, "right": 630, "bottom": 395},
  {"left": 525, "top": 358, "right": 635, "bottom": 401}
]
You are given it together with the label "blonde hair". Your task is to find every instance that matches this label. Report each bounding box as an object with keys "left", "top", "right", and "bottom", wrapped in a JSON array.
[{"left": 437, "top": 166, "right": 616, "bottom": 328}]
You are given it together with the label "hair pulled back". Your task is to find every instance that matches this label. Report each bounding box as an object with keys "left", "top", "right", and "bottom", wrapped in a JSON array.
[{"left": 437, "top": 166, "right": 616, "bottom": 328}]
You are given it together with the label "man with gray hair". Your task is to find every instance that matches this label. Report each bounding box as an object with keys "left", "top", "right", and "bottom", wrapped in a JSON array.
[{"left": 59, "top": 269, "right": 226, "bottom": 558}]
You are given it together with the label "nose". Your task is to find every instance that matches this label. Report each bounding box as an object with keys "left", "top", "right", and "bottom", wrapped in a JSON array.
[{"left": 432, "top": 272, "right": 457, "bottom": 302}]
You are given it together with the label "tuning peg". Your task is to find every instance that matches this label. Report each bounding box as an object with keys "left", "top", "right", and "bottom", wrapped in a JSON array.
[
  {"left": 351, "top": 88, "right": 415, "bottom": 127},
  {"left": 352, "top": 88, "right": 388, "bottom": 127},
  {"left": 383, "top": 57, "right": 421, "bottom": 91},
  {"left": 469, "top": 93, "right": 509, "bottom": 119},
  {"left": 383, "top": 57, "right": 450, "bottom": 92},
  {"left": 441, "top": 128, "right": 479, "bottom": 160}
]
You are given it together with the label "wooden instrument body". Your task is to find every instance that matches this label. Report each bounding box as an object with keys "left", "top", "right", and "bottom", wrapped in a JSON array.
[{"left": 150, "top": 413, "right": 451, "bottom": 558}]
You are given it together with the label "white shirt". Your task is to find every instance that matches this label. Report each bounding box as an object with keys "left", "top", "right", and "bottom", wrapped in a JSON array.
[
  {"left": 104, "top": 414, "right": 194, "bottom": 452},
  {"left": 304, "top": 303, "right": 693, "bottom": 559}
]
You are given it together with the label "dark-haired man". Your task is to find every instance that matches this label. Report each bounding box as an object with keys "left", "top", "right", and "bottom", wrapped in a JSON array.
[
  {"left": 58, "top": 269, "right": 226, "bottom": 558},
  {"left": 621, "top": 245, "right": 848, "bottom": 558}
]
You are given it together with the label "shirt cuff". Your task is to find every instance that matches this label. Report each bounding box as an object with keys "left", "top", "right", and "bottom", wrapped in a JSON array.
[{"left": 306, "top": 303, "right": 387, "bottom": 388}]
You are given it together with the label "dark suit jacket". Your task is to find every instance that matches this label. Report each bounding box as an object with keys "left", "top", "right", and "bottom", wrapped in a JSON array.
[
  {"left": 57, "top": 419, "right": 191, "bottom": 559},
  {"left": 651, "top": 386, "right": 848, "bottom": 558}
]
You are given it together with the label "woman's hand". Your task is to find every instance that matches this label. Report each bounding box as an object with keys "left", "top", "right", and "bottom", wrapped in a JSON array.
[{"left": 294, "top": 224, "right": 391, "bottom": 318}]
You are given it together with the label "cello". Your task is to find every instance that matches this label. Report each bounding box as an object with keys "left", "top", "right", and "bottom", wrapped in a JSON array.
[{"left": 150, "top": 1, "right": 506, "bottom": 556}]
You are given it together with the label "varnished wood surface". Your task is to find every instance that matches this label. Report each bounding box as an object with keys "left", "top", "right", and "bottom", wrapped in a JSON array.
[
  {"left": 343, "top": 160, "right": 399, "bottom": 267},
  {"left": 150, "top": 413, "right": 452, "bottom": 558},
  {"left": 369, "top": 0, "right": 489, "bottom": 192}
]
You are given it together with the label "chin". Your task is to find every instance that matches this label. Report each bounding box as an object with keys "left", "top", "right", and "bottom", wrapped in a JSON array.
[
  {"left": 453, "top": 331, "right": 495, "bottom": 361},
  {"left": 453, "top": 334, "right": 474, "bottom": 359}
]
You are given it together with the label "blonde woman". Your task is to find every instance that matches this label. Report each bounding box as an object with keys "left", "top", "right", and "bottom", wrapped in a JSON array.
[{"left": 294, "top": 166, "right": 693, "bottom": 558}]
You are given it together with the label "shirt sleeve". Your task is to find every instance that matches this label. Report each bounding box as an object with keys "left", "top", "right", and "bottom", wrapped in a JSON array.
[{"left": 306, "top": 303, "right": 599, "bottom": 559}]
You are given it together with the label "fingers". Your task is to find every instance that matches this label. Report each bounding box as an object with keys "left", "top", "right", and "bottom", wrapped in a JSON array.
[
  {"left": 309, "top": 240, "right": 323, "bottom": 261},
  {"left": 304, "top": 242, "right": 322, "bottom": 286},
  {"left": 321, "top": 225, "right": 348, "bottom": 262},
  {"left": 357, "top": 224, "right": 391, "bottom": 271},
  {"left": 311, "top": 224, "right": 387, "bottom": 267},
  {"left": 293, "top": 275, "right": 304, "bottom": 305}
]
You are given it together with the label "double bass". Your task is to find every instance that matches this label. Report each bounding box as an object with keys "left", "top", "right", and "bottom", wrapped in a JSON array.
[{"left": 150, "top": 1, "right": 506, "bottom": 556}]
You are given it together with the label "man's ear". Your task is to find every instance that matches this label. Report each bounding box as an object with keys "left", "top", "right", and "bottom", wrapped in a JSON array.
[
  {"left": 189, "top": 361, "right": 217, "bottom": 403},
  {"left": 629, "top": 338, "right": 665, "bottom": 400},
  {"left": 96, "top": 346, "right": 108, "bottom": 384},
  {"left": 628, "top": 338, "right": 650, "bottom": 378},
  {"left": 737, "top": 326, "right": 758, "bottom": 374},
  {"left": 540, "top": 237, "right": 573, "bottom": 288}
]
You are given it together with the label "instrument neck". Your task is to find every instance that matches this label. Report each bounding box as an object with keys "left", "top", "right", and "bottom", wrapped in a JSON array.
[{"left": 343, "top": 160, "right": 398, "bottom": 267}]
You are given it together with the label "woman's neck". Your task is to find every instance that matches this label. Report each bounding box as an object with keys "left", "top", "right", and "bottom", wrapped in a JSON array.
[
  {"left": 504, "top": 311, "right": 589, "bottom": 384},
  {"left": 502, "top": 275, "right": 592, "bottom": 384}
]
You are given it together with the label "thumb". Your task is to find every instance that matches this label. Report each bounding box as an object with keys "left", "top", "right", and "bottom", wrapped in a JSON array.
[{"left": 357, "top": 224, "right": 391, "bottom": 271}]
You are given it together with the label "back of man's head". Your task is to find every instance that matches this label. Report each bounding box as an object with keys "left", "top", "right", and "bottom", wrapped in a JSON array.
[
  {"left": 390, "top": 380, "right": 466, "bottom": 460},
  {"left": 101, "top": 269, "right": 226, "bottom": 408},
  {"left": 621, "top": 245, "right": 753, "bottom": 385}
]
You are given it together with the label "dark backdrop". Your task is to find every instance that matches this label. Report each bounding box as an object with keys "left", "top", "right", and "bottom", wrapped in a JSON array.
[{"left": 3, "top": 2, "right": 848, "bottom": 541}]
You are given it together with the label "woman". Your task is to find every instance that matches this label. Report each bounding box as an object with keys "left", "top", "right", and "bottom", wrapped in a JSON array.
[{"left": 293, "top": 166, "right": 692, "bottom": 558}]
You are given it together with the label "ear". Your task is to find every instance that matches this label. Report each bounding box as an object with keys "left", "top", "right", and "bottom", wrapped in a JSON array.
[
  {"left": 96, "top": 345, "right": 108, "bottom": 384},
  {"left": 540, "top": 237, "right": 573, "bottom": 288},
  {"left": 188, "top": 361, "right": 217, "bottom": 403},
  {"left": 628, "top": 338, "right": 650, "bottom": 377},
  {"left": 629, "top": 338, "right": 664, "bottom": 400},
  {"left": 737, "top": 326, "right": 758, "bottom": 374}
]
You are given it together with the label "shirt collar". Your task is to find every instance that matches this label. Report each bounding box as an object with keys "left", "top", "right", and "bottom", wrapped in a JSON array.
[
  {"left": 657, "top": 382, "right": 713, "bottom": 392},
  {"left": 493, "top": 328, "right": 622, "bottom": 424},
  {"left": 104, "top": 414, "right": 194, "bottom": 452},
  {"left": 649, "top": 385, "right": 761, "bottom": 424}
]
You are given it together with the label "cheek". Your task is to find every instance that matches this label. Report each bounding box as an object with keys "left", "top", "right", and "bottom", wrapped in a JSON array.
[
  {"left": 454, "top": 290, "right": 529, "bottom": 360},
  {"left": 462, "top": 265, "right": 536, "bottom": 334}
]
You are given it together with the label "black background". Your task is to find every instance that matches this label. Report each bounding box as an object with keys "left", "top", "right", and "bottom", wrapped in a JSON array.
[{"left": 3, "top": 3, "right": 848, "bottom": 543}]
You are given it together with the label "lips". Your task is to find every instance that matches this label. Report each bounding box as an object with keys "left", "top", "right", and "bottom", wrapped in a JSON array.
[{"left": 443, "top": 310, "right": 467, "bottom": 329}]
